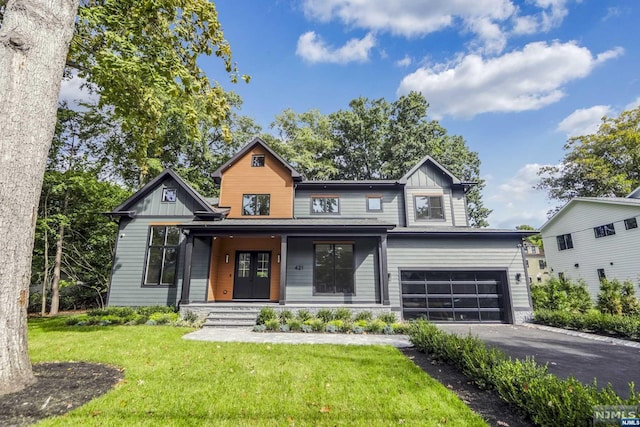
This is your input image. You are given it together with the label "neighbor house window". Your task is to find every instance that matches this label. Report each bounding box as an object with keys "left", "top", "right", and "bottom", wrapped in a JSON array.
[
  {"left": 314, "top": 243, "right": 354, "bottom": 295},
  {"left": 251, "top": 154, "right": 265, "bottom": 167},
  {"left": 311, "top": 196, "right": 339, "bottom": 214},
  {"left": 538, "top": 260, "right": 547, "bottom": 269},
  {"left": 242, "top": 194, "right": 270, "bottom": 216},
  {"left": 161, "top": 188, "right": 177, "bottom": 203},
  {"left": 556, "top": 234, "right": 573, "bottom": 251},
  {"left": 594, "top": 223, "right": 615, "bottom": 238},
  {"left": 366, "top": 195, "right": 383, "bottom": 212},
  {"left": 414, "top": 195, "right": 444, "bottom": 220},
  {"left": 624, "top": 218, "right": 638, "bottom": 230},
  {"left": 144, "top": 226, "right": 180, "bottom": 286},
  {"left": 597, "top": 268, "right": 606, "bottom": 281}
]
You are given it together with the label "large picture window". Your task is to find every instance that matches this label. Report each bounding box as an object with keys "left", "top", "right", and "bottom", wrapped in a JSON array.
[
  {"left": 414, "top": 195, "right": 444, "bottom": 220},
  {"left": 242, "top": 194, "right": 270, "bottom": 216},
  {"left": 314, "top": 244, "right": 354, "bottom": 295},
  {"left": 144, "top": 226, "right": 180, "bottom": 286},
  {"left": 311, "top": 196, "right": 339, "bottom": 214}
]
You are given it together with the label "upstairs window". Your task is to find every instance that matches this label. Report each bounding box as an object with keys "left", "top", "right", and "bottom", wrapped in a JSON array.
[
  {"left": 624, "top": 217, "right": 638, "bottom": 230},
  {"left": 242, "top": 194, "right": 270, "bottom": 216},
  {"left": 251, "top": 154, "right": 265, "bottom": 167},
  {"left": 144, "top": 226, "right": 180, "bottom": 286},
  {"left": 312, "top": 196, "right": 340, "bottom": 214},
  {"left": 161, "top": 188, "right": 177, "bottom": 203},
  {"left": 414, "top": 195, "right": 444, "bottom": 220},
  {"left": 594, "top": 223, "right": 615, "bottom": 238},
  {"left": 556, "top": 234, "right": 573, "bottom": 251},
  {"left": 366, "top": 195, "right": 383, "bottom": 212}
]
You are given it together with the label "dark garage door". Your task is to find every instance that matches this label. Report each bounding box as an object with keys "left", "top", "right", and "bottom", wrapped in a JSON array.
[{"left": 401, "top": 270, "right": 507, "bottom": 322}]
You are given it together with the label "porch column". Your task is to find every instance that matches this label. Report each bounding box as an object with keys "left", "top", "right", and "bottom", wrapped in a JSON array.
[
  {"left": 379, "top": 234, "right": 390, "bottom": 305},
  {"left": 279, "top": 234, "right": 288, "bottom": 305},
  {"left": 180, "top": 232, "right": 194, "bottom": 305}
]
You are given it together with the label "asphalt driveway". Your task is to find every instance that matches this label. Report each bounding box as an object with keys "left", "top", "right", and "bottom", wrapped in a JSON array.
[{"left": 437, "top": 323, "right": 640, "bottom": 398}]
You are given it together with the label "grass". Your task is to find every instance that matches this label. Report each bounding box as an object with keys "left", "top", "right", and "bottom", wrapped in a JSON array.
[{"left": 28, "top": 317, "right": 487, "bottom": 426}]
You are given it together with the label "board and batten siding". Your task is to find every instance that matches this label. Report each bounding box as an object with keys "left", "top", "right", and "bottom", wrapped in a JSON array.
[
  {"left": 294, "top": 189, "right": 404, "bottom": 225},
  {"left": 108, "top": 217, "right": 187, "bottom": 306},
  {"left": 285, "top": 237, "right": 380, "bottom": 303},
  {"left": 386, "top": 237, "right": 531, "bottom": 314},
  {"left": 128, "top": 176, "right": 204, "bottom": 216},
  {"left": 405, "top": 163, "right": 451, "bottom": 188},
  {"left": 187, "top": 237, "right": 212, "bottom": 303},
  {"left": 541, "top": 201, "right": 640, "bottom": 297}
]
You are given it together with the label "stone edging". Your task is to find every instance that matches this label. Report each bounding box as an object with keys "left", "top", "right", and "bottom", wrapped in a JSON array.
[{"left": 522, "top": 322, "right": 640, "bottom": 349}]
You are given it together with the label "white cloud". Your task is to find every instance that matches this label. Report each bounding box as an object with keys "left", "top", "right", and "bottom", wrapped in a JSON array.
[
  {"left": 395, "top": 55, "right": 412, "bottom": 67},
  {"left": 296, "top": 31, "right": 376, "bottom": 64},
  {"left": 624, "top": 97, "right": 640, "bottom": 111},
  {"left": 556, "top": 105, "right": 612, "bottom": 137},
  {"left": 397, "top": 41, "right": 622, "bottom": 119},
  {"left": 58, "top": 71, "right": 98, "bottom": 106}
]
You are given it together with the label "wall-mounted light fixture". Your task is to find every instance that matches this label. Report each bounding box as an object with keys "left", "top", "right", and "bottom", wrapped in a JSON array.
[
  {"left": 574, "top": 263, "right": 579, "bottom": 268},
  {"left": 515, "top": 273, "right": 521, "bottom": 283},
  {"left": 277, "top": 254, "right": 281, "bottom": 264},
  {"left": 225, "top": 253, "right": 230, "bottom": 263}
]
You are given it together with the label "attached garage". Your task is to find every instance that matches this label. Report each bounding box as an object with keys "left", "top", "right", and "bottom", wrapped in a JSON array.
[{"left": 401, "top": 270, "right": 511, "bottom": 323}]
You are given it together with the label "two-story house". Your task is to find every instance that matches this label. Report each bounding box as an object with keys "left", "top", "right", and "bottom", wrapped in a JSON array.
[
  {"left": 523, "top": 244, "right": 549, "bottom": 284},
  {"left": 539, "top": 193, "right": 640, "bottom": 298},
  {"left": 107, "top": 138, "right": 534, "bottom": 323}
]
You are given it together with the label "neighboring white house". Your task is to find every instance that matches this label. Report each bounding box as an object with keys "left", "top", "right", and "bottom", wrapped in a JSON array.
[{"left": 539, "top": 190, "right": 640, "bottom": 297}]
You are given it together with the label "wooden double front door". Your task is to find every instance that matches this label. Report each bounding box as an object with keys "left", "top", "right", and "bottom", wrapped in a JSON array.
[{"left": 233, "top": 251, "right": 271, "bottom": 299}]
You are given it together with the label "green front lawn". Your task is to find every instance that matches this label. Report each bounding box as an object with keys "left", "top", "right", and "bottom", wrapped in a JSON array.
[{"left": 28, "top": 318, "right": 486, "bottom": 426}]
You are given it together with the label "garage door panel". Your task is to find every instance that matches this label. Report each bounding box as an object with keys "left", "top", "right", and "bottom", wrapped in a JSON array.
[{"left": 401, "top": 270, "right": 507, "bottom": 323}]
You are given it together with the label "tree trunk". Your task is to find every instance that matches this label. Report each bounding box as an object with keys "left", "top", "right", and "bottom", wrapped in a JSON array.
[
  {"left": 41, "top": 225, "right": 49, "bottom": 316},
  {"left": 50, "top": 194, "right": 68, "bottom": 316},
  {"left": 0, "top": 0, "right": 79, "bottom": 396}
]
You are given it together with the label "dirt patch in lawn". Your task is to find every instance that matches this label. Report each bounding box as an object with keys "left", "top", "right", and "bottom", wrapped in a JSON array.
[
  {"left": 403, "top": 348, "right": 535, "bottom": 427},
  {"left": 0, "top": 362, "right": 122, "bottom": 427}
]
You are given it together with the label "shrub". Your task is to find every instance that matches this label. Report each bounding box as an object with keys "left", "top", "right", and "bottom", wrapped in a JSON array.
[
  {"left": 296, "top": 309, "right": 313, "bottom": 322},
  {"left": 327, "top": 320, "right": 344, "bottom": 332},
  {"left": 325, "top": 324, "right": 339, "bottom": 333},
  {"left": 287, "top": 319, "right": 302, "bottom": 331},
  {"left": 182, "top": 310, "right": 199, "bottom": 323},
  {"left": 253, "top": 324, "right": 267, "bottom": 332},
  {"left": 530, "top": 277, "right": 592, "bottom": 313},
  {"left": 354, "top": 319, "right": 368, "bottom": 328},
  {"left": 382, "top": 325, "right": 394, "bottom": 335},
  {"left": 279, "top": 324, "right": 290, "bottom": 332},
  {"left": 534, "top": 309, "right": 640, "bottom": 340},
  {"left": 365, "top": 319, "right": 387, "bottom": 333},
  {"left": 136, "top": 305, "right": 176, "bottom": 316},
  {"left": 316, "top": 309, "right": 334, "bottom": 323},
  {"left": 598, "top": 279, "right": 623, "bottom": 315},
  {"left": 279, "top": 309, "right": 294, "bottom": 323},
  {"left": 256, "top": 307, "right": 277, "bottom": 325},
  {"left": 621, "top": 281, "right": 640, "bottom": 315},
  {"left": 377, "top": 312, "right": 397, "bottom": 324},
  {"left": 334, "top": 307, "right": 352, "bottom": 321},
  {"left": 303, "top": 318, "right": 325, "bottom": 332},
  {"left": 391, "top": 322, "right": 410, "bottom": 334},
  {"left": 149, "top": 312, "right": 179, "bottom": 325},
  {"left": 264, "top": 319, "right": 280, "bottom": 331},
  {"left": 87, "top": 307, "right": 136, "bottom": 318},
  {"left": 351, "top": 325, "right": 364, "bottom": 334},
  {"left": 301, "top": 324, "right": 313, "bottom": 333},
  {"left": 354, "top": 311, "right": 373, "bottom": 322}
]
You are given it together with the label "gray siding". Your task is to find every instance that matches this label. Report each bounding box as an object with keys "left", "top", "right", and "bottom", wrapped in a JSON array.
[
  {"left": 294, "top": 189, "right": 403, "bottom": 225},
  {"left": 541, "top": 201, "right": 640, "bottom": 297},
  {"left": 129, "top": 176, "right": 202, "bottom": 216},
  {"left": 108, "top": 217, "right": 185, "bottom": 307},
  {"left": 386, "top": 237, "right": 531, "bottom": 314},
  {"left": 188, "top": 237, "right": 211, "bottom": 302},
  {"left": 285, "top": 237, "right": 380, "bottom": 303},
  {"left": 451, "top": 189, "right": 468, "bottom": 226},
  {"left": 405, "top": 187, "right": 456, "bottom": 227},
  {"left": 405, "top": 163, "right": 451, "bottom": 188}
]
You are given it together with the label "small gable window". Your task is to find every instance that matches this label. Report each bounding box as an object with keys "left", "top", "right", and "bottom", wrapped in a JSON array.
[
  {"left": 242, "top": 194, "right": 270, "bottom": 216},
  {"left": 144, "top": 225, "right": 180, "bottom": 286},
  {"left": 251, "top": 154, "right": 265, "bottom": 167},
  {"left": 624, "top": 217, "right": 638, "bottom": 230},
  {"left": 593, "top": 223, "right": 615, "bottom": 238},
  {"left": 312, "top": 196, "right": 340, "bottom": 214},
  {"left": 556, "top": 233, "right": 573, "bottom": 251},
  {"left": 162, "top": 188, "right": 177, "bottom": 203},
  {"left": 414, "top": 195, "right": 444, "bottom": 220},
  {"left": 366, "top": 195, "right": 383, "bottom": 212}
]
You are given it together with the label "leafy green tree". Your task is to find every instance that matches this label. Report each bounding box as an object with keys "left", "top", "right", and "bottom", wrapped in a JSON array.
[
  {"left": 516, "top": 224, "right": 543, "bottom": 249},
  {"left": 538, "top": 106, "right": 640, "bottom": 204}
]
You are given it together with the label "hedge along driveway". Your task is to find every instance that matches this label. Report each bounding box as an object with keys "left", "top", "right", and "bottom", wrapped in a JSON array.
[{"left": 437, "top": 323, "right": 640, "bottom": 398}]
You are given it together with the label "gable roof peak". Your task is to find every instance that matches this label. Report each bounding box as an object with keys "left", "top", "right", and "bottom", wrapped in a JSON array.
[{"left": 399, "top": 155, "right": 477, "bottom": 190}]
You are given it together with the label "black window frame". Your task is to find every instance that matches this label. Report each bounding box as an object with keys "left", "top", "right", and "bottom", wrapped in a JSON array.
[
  {"left": 313, "top": 243, "right": 355, "bottom": 295},
  {"left": 624, "top": 217, "right": 638, "bottom": 230},
  {"left": 251, "top": 154, "right": 265, "bottom": 167},
  {"left": 597, "top": 268, "right": 606, "bottom": 281},
  {"left": 366, "top": 195, "right": 383, "bottom": 212},
  {"left": 414, "top": 195, "right": 445, "bottom": 221},
  {"left": 594, "top": 223, "right": 616, "bottom": 238},
  {"left": 242, "top": 194, "right": 270, "bottom": 216},
  {"left": 142, "top": 225, "right": 180, "bottom": 287},
  {"left": 311, "top": 196, "right": 340, "bottom": 214},
  {"left": 161, "top": 187, "right": 177, "bottom": 203},
  {"left": 556, "top": 233, "right": 574, "bottom": 251},
  {"left": 538, "top": 259, "right": 547, "bottom": 269}
]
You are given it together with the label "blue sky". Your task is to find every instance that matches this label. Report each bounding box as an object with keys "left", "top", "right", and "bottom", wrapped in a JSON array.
[{"left": 60, "top": 1, "right": 640, "bottom": 229}]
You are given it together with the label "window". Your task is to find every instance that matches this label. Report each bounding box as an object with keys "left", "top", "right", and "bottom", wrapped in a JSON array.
[
  {"left": 594, "top": 223, "right": 615, "bottom": 238},
  {"left": 314, "top": 243, "right": 354, "bottom": 294},
  {"left": 558, "top": 272, "right": 565, "bottom": 281},
  {"left": 311, "top": 196, "right": 339, "bottom": 214},
  {"left": 625, "top": 217, "right": 638, "bottom": 230},
  {"left": 530, "top": 246, "right": 537, "bottom": 254},
  {"left": 538, "top": 259, "right": 547, "bottom": 269},
  {"left": 144, "top": 226, "right": 180, "bottom": 286},
  {"left": 161, "top": 188, "right": 177, "bottom": 203},
  {"left": 251, "top": 154, "right": 265, "bottom": 167},
  {"left": 597, "top": 268, "right": 606, "bottom": 281},
  {"left": 366, "top": 195, "right": 383, "bottom": 212},
  {"left": 556, "top": 234, "right": 573, "bottom": 251},
  {"left": 414, "top": 196, "right": 444, "bottom": 220},
  {"left": 242, "top": 194, "right": 270, "bottom": 216}
]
